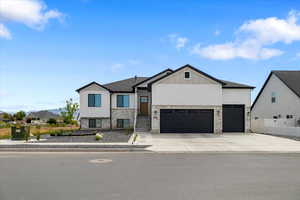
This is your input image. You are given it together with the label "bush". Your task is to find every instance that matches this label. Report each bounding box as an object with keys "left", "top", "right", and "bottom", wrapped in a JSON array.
[
  {"left": 47, "top": 118, "right": 57, "bottom": 125},
  {"left": 95, "top": 133, "right": 103, "bottom": 141}
]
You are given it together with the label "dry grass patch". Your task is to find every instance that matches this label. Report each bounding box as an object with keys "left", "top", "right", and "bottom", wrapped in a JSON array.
[{"left": 0, "top": 125, "right": 79, "bottom": 139}]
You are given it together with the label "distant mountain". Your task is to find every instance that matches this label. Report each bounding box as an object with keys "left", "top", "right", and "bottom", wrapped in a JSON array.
[{"left": 27, "top": 110, "right": 61, "bottom": 120}]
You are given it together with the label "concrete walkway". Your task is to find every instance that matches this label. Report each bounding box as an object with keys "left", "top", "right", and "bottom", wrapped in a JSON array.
[{"left": 135, "top": 132, "right": 300, "bottom": 152}]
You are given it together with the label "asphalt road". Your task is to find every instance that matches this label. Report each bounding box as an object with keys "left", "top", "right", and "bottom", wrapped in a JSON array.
[{"left": 0, "top": 152, "right": 300, "bottom": 200}]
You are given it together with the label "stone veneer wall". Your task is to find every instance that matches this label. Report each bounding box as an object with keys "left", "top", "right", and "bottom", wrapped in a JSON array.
[
  {"left": 111, "top": 108, "right": 135, "bottom": 129},
  {"left": 151, "top": 105, "right": 222, "bottom": 134},
  {"left": 80, "top": 118, "right": 110, "bottom": 130}
]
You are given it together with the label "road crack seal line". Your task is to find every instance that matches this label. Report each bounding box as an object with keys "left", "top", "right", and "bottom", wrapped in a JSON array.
[{"left": 89, "top": 159, "right": 112, "bottom": 164}]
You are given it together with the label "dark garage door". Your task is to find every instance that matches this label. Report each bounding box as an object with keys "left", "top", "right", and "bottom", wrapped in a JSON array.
[
  {"left": 160, "top": 109, "right": 214, "bottom": 133},
  {"left": 223, "top": 105, "right": 245, "bottom": 132}
]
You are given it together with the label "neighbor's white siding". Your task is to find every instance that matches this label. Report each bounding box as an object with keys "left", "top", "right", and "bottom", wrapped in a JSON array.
[
  {"left": 79, "top": 84, "right": 110, "bottom": 118},
  {"left": 252, "top": 74, "right": 300, "bottom": 120},
  {"left": 152, "top": 84, "right": 222, "bottom": 106},
  {"left": 222, "top": 89, "right": 251, "bottom": 106}
]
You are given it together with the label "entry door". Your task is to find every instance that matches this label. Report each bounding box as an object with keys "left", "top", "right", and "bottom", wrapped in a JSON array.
[{"left": 140, "top": 96, "right": 149, "bottom": 115}]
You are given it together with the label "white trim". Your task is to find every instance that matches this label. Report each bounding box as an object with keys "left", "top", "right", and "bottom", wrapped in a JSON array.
[{"left": 184, "top": 71, "right": 191, "bottom": 80}]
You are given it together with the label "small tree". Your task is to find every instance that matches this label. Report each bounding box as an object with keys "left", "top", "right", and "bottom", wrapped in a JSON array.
[
  {"left": 3, "top": 113, "right": 13, "bottom": 121},
  {"left": 47, "top": 118, "right": 57, "bottom": 125},
  {"left": 14, "top": 111, "right": 26, "bottom": 121},
  {"left": 60, "top": 98, "right": 79, "bottom": 124}
]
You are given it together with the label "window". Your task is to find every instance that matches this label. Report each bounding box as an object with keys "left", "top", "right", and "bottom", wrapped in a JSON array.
[
  {"left": 287, "top": 115, "right": 293, "bottom": 119},
  {"left": 89, "top": 119, "right": 102, "bottom": 128},
  {"left": 184, "top": 71, "right": 191, "bottom": 79},
  {"left": 117, "top": 95, "right": 129, "bottom": 107},
  {"left": 88, "top": 94, "right": 101, "bottom": 107},
  {"left": 271, "top": 92, "right": 276, "bottom": 103},
  {"left": 140, "top": 96, "right": 148, "bottom": 103},
  {"left": 117, "top": 119, "right": 130, "bottom": 128}
]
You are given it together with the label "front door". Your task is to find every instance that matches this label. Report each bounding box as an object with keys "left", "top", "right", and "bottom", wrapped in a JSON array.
[{"left": 140, "top": 96, "right": 149, "bottom": 115}]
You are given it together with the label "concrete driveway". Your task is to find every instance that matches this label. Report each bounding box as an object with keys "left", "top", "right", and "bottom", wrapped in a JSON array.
[{"left": 135, "top": 132, "right": 300, "bottom": 152}]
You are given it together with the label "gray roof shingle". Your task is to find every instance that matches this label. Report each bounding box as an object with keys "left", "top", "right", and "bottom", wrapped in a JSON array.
[
  {"left": 76, "top": 66, "right": 255, "bottom": 92},
  {"left": 272, "top": 71, "right": 300, "bottom": 98},
  {"left": 103, "top": 77, "right": 148, "bottom": 92},
  {"left": 221, "top": 80, "right": 255, "bottom": 89}
]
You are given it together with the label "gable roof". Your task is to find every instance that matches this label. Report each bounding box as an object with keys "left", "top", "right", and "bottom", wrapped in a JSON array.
[
  {"left": 76, "top": 65, "right": 255, "bottom": 93},
  {"left": 251, "top": 70, "right": 300, "bottom": 110},
  {"left": 103, "top": 77, "right": 148, "bottom": 92},
  {"left": 132, "top": 68, "right": 173, "bottom": 88},
  {"left": 221, "top": 80, "right": 255, "bottom": 89},
  {"left": 76, "top": 81, "right": 111, "bottom": 93},
  {"left": 148, "top": 64, "right": 226, "bottom": 87}
]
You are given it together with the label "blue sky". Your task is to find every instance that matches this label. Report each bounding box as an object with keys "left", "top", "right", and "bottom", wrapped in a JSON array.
[{"left": 0, "top": 0, "right": 300, "bottom": 112}]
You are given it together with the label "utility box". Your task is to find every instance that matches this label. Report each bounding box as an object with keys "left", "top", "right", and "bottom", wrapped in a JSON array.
[{"left": 11, "top": 126, "right": 30, "bottom": 140}]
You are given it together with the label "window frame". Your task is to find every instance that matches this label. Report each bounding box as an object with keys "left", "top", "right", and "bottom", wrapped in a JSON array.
[
  {"left": 117, "top": 95, "right": 130, "bottom": 108},
  {"left": 184, "top": 71, "right": 191, "bottom": 79},
  {"left": 117, "top": 119, "right": 130, "bottom": 128},
  {"left": 89, "top": 118, "right": 102, "bottom": 128},
  {"left": 271, "top": 92, "right": 276, "bottom": 103},
  {"left": 88, "top": 94, "right": 101, "bottom": 107}
]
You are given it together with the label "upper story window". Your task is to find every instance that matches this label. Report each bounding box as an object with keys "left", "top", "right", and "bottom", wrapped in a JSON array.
[
  {"left": 117, "top": 95, "right": 129, "bottom": 107},
  {"left": 88, "top": 94, "right": 101, "bottom": 107},
  {"left": 184, "top": 71, "right": 191, "bottom": 79},
  {"left": 271, "top": 92, "right": 276, "bottom": 103}
]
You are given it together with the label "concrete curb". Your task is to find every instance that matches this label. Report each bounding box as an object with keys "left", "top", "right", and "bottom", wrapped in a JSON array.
[{"left": 0, "top": 143, "right": 151, "bottom": 152}]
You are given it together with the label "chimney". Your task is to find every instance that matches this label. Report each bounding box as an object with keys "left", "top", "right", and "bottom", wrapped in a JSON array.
[{"left": 134, "top": 75, "right": 137, "bottom": 82}]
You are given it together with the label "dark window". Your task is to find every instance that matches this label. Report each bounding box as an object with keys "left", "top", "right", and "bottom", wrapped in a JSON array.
[
  {"left": 117, "top": 95, "right": 129, "bottom": 107},
  {"left": 89, "top": 119, "right": 102, "bottom": 128},
  {"left": 184, "top": 72, "right": 190, "bottom": 79},
  {"left": 88, "top": 94, "right": 101, "bottom": 107},
  {"left": 117, "top": 119, "right": 130, "bottom": 128},
  {"left": 271, "top": 92, "right": 276, "bottom": 103},
  {"left": 89, "top": 119, "right": 96, "bottom": 128}
]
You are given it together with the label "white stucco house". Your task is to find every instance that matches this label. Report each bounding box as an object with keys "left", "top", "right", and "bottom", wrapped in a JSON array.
[
  {"left": 76, "top": 64, "right": 254, "bottom": 133},
  {"left": 251, "top": 71, "right": 300, "bottom": 123}
]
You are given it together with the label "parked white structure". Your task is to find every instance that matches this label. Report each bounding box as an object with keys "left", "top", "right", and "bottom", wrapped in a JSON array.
[
  {"left": 251, "top": 70, "right": 300, "bottom": 137},
  {"left": 76, "top": 65, "right": 254, "bottom": 133},
  {"left": 251, "top": 71, "right": 300, "bottom": 125}
]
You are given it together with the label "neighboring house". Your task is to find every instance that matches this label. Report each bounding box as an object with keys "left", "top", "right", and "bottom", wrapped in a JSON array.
[
  {"left": 251, "top": 71, "right": 300, "bottom": 122},
  {"left": 76, "top": 64, "right": 254, "bottom": 133}
]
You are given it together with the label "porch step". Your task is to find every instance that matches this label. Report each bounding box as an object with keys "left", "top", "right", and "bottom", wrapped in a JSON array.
[{"left": 135, "top": 115, "right": 150, "bottom": 132}]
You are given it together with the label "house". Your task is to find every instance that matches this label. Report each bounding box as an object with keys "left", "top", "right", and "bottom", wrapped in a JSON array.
[
  {"left": 251, "top": 71, "right": 300, "bottom": 122},
  {"left": 76, "top": 64, "right": 254, "bottom": 133}
]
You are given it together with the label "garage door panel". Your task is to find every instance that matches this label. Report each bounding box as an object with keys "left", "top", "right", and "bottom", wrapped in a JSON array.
[
  {"left": 160, "top": 109, "right": 214, "bottom": 133},
  {"left": 223, "top": 105, "right": 245, "bottom": 132}
]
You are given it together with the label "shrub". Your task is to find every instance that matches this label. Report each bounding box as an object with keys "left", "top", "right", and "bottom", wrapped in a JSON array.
[
  {"left": 26, "top": 118, "right": 32, "bottom": 124},
  {"left": 47, "top": 118, "right": 57, "bottom": 125},
  {"left": 95, "top": 133, "right": 103, "bottom": 141}
]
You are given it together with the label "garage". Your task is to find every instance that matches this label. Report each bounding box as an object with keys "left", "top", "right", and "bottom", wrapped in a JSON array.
[
  {"left": 160, "top": 109, "right": 214, "bottom": 133},
  {"left": 222, "top": 105, "right": 245, "bottom": 132}
]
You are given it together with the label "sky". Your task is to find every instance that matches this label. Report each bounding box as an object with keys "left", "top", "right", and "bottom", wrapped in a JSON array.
[{"left": 0, "top": 0, "right": 300, "bottom": 112}]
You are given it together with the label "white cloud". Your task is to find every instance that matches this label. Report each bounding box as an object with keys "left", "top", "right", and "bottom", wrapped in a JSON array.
[
  {"left": 214, "top": 30, "right": 220, "bottom": 36},
  {"left": 0, "top": 0, "right": 63, "bottom": 39},
  {"left": 296, "top": 52, "right": 300, "bottom": 57},
  {"left": 192, "top": 11, "right": 300, "bottom": 60},
  {"left": 168, "top": 34, "right": 188, "bottom": 50},
  {"left": 0, "top": 23, "right": 11, "bottom": 39},
  {"left": 111, "top": 63, "right": 124, "bottom": 72}
]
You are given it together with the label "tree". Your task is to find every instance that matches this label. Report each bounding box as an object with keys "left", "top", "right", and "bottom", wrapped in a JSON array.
[
  {"left": 60, "top": 98, "right": 79, "bottom": 124},
  {"left": 14, "top": 111, "right": 26, "bottom": 121},
  {"left": 2, "top": 113, "right": 13, "bottom": 121},
  {"left": 47, "top": 118, "right": 57, "bottom": 125}
]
